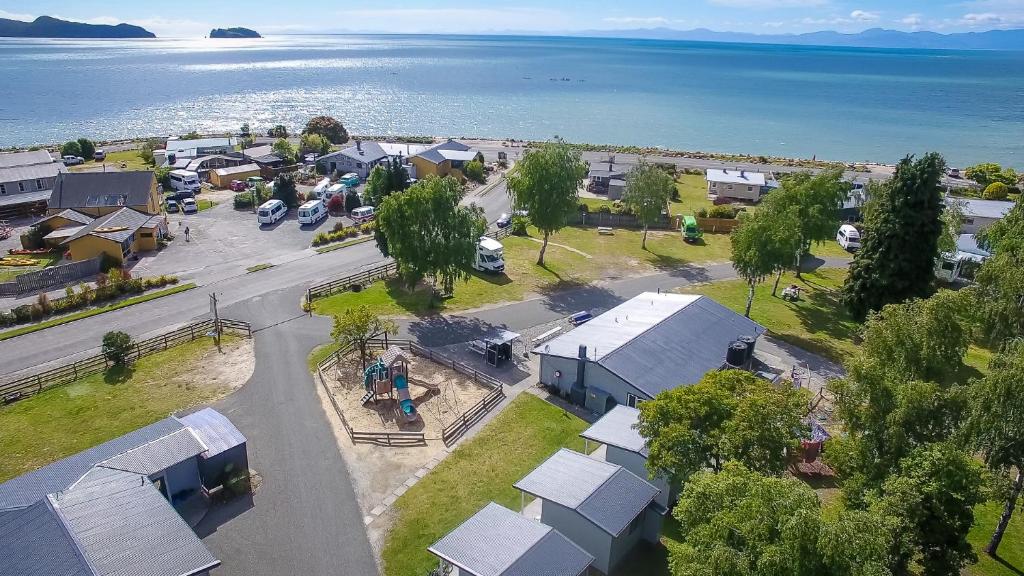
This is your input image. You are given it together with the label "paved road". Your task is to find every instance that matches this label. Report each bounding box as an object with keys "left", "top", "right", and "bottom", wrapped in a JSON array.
[{"left": 196, "top": 286, "right": 378, "bottom": 576}]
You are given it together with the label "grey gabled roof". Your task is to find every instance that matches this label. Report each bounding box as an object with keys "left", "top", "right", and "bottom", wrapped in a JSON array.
[
  {"left": 0, "top": 499, "right": 94, "bottom": 576},
  {"left": 64, "top": 207, "right": 153, "bottom": 244},
  {"left": 37, "top": 209, "right": 94, "bottom": 227},
  {"left": 0, "top": 161, "right": 65, "bottom": 185},
  {"left": 319, "top": 142, "right": 388, "bottom": 164},
  {"left": 179, "top": 408, "right": 246, "bottom": 458},
  {"left": 429, "top": 502, "right": 593, "bottom": 576},
  {"left": 514, "top": 449, "right": 659, "bottom": 536},
  {"left": 580, "top": 405, "right": 649, "bottom": 457},
  {"left": 99, "top": 428, "right": 206, "bottom": 476},
  {"left": 0, "top": 149, "right": 55, "bottom": 168},
  {"left": 48, "top": 171, "right": 154, "bottom": 212},
  {"left": 956, "top": 198, "right": 1014, "bottom": 220},
  {"left": 414, "top": 139, "right": 473, "bottom": 165}
]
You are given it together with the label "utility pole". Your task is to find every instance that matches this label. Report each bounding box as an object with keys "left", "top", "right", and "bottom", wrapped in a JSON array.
[{"left": 209, "top": 292, "right": 221, "bottom": 345}]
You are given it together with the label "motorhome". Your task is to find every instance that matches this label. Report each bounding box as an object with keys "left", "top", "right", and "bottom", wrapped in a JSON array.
[
  {"left": 350, "top": 206, "right": 375, "bottom": 223},
  {"left": 836, "top": 224, "right": 861, "bottom": 251},
  {"left": 297, "top": 199, "right": 327, "bottom": 225},
  {"left": 312, "top": 177, "right": 331, "bottom": 198},
  {"left": 257, "top": 199, "right": 287, "bottom": 225},
  {"left": 169, "top": 169, "right": 201, "bottom": 194},
  {"left": 322, "top": 183, "right": 347, "bottom": 202},
  {"left": 473, "top": 236, "right": 505, "bottom": 273}
]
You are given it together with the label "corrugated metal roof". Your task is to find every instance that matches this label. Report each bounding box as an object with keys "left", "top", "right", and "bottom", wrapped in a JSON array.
[
  {"left": 179, "top": 408, "right": 246, "bottom": 458},
  {"left": 0, "top": 499, "right": 94, "bottom": 576},
  {"left": 44, "top": 225, "right": 86, "bottom": 240},
  {"left": 706, "top": 168, "right": 767, "bottom": 186},
  {"left": 438, "top": 149, "right": 478, "bottom": 161},
  {"left": 514, "top": 449, "right": 659, "bottom": 536},
  {"left": 165, "top": 137, "right": 234, "bottom": 152},
  {"left": 64, "top": 207, "right": 152, "bottom": 244},
  {"left": 428, "top": 502, "right": 593, "bottom": 576},
  {"left": 49, "top": 171, "right": 154, "bottom": 212},
  {"left": 957, "top": 198, "right": 1014, "bottom": 220},
  {"left": 99, "top": 428, "right": 206, "bottom": 476},
  {"left": 0, "top": 188, "right": 52, "bottom": 208},
  {"left": 414, "top": 139, "right": 473, "bottom": 165},
  {"left": 38, "top": 209, "right": 94, "bottom": 227},
  {"left": 0, "top": 150, "right": 55, "bottom": 168},
  {"left": 580, "top": 405, "right": 648, "bottom": 457},
  {"left": 213, "top": 163, "right": 260, "bottom": 177},
  {"left": 0, "top": 162, "right": 65, "bottom": 185}
]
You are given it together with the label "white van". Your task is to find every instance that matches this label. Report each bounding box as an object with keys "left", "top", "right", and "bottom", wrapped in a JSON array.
[
  {"left": 297, "top": 199, "right": 327, "bottom": 225},
  {"left": 322, "top": 183, "right": 347, "bottom": 202},
  {"left": 169, "top": 169, "right": 201, "bottom": 194},
  {"left": 836, "top": 224, "right": 861, "bottom": 251},
  {"left": 257, "top": 199, "right": 287, "bottom": 225},
  {"left": 472, "top": 236, "right": 505, "bottom": 273},
  {"left": 312, "top": 177, "right": 331, "bottom": 198},
  {"left": 350, "top": 206, "right": 375, "bottom": 223}
]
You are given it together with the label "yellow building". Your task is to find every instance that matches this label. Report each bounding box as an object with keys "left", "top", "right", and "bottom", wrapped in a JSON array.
[
  {"left": 62, "top": 208, "right": 166, "bottom": 264},
  {"left": 210, "top": 163, "right": 261, "bottom": 188},
  {"left": 409, "top": 140, "right": 483, "bottom": 180},
  {"left": 47, "top": 171, "right": 161, "bottom": 217}
]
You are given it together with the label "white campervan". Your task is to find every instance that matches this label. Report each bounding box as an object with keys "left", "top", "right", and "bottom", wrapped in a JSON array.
[
  {"left": 350, "top": 206, "right": 375, "bottom": 223},
  {"left": 836, "top": 224, "right": 861, "bottom": 251},
  {"left": 257, "top": 199, "right": 287, "bottom": 225},
  {"left": 322, "top": 183, "right": 347, "bottom": 202},
  {"left": 312, "top": 177, "right": 331, "bottom": 198},
  {"left": 472, "top": 236, "right": 506, "bottom": 273},
  {"left": 297, "top": 199, "right": 327, "bottom": 225},
  {"left": 169, "top": 170, "right": 201, "bottom": 194}
]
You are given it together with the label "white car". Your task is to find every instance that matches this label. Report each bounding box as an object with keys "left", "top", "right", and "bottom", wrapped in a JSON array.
[
  {"left": 181, "top": 198, "right": 198, "bottom": 214},
  {"left": 62, "top": 155, "right": 84, "bottom": 166}
]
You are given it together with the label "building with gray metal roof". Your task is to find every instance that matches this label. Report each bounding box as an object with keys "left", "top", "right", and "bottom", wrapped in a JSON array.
[
  {"left": 429, "top": 502, "right": 593, "bottom": 576},
  {"left": 535, "top": 292, "right": 765, "bottom": 415},
  {"left": 0, "top": 150, "right": 65, "bottom": 217},
  {"left": 952, "top": 197, "right": 1016, "bottom": 235},
  {"left": 514, "top": 449, "right": 663, "bottom": 574},
  {"left": 48, "top": 171, "right": 157, "bottom": 216}
]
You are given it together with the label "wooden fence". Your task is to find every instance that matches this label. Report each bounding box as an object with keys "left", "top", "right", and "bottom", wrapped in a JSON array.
[
  {"left": 0, "top": 257, "right": 100, "bottom": 297},
  {"left": 571, "top": 211, "right": 675, "bottom": 230},
  {"left": 315, "top": 338, "right": 506, "bottom": 447},
  {"left": 0, "top": 318, "right": 252, "bottom": 404},
  {"left": 696, "top": 217, "right": 741, "bottom": 233},
  {"left": 306, "top": 261, "right": 398, "bottom": 303}
]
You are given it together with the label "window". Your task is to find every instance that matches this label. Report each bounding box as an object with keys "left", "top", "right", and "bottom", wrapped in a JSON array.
[
  {"left": 964, "top": 218, "right": 975, "bottom": 225},
  {"left": 626, "top": 393, "right": 644, "bottom": 408},
  {"left": 141, "top": 232, "right": 154, "bottom": 238},
  {"left": 747, "top": 186, "right": 753, "bottom": 192},
  {"left": 35, "top": 179, "right": 44, "bottom": 190},
  {"left": 0, "top": 184, "right": 5, "bottom": 195},
  {"left": 727, "top": 184, "right": 733, "bottom": 190},
  {"left": 711, "top": 182, "right": 717, "bottom": 188},
  {"left": 18, "top": 182, "right": 25, "bottom": 192},
  {"left": 356, "top": 162, "right": 364, "bottom": 168}
]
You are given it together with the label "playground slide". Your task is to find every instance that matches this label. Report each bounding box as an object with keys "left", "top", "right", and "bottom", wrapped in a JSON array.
[{"left": 394, "top": 374, "right": 416, "bottom": 418}]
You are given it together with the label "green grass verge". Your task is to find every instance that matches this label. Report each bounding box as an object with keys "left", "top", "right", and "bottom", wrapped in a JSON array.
[
  {"left": 0, "top": 283, "right": 196, "bottom": 341},
  {"left": 307, "top": 342, "right": 341, "bottom": 373},
  {"left": 246, "top": 263, "right": 274, "bottom": 273},
  {"left": 0, "top": 253, "right": 62, "bottom": 282},
  {"left": 967, "top": 501, "right": 1024, "bottom": 576},
  {"left": 197, "top": 199, "right": 217, "bottom": 212},
  {"left": 0, "top": 335, "right": 242, "bottom": 482},
  {"left": 314, "top": 235, "right": 374, "bottom": 254},
  {"left": 70, "top": 149, "right": 152, "bottom": 172},
  {"left": 381, "top": 394, "right": 589, "bottom": 576}
]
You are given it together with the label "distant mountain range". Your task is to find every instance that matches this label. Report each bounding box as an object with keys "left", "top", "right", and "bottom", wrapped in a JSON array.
[
  {"left": 210, "top": 27, "right": 261, "bottom": 39},
  {"left": 576, "top": 27, "right": 1024, "bottom": 50},
  {"left": 0, "top": 16, "right": 154, "bottom": 38}
]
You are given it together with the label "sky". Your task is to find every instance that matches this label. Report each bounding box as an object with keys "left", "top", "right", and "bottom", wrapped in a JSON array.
[{"left": 1, "top": 0, "right": 1022, "bottom": 37}]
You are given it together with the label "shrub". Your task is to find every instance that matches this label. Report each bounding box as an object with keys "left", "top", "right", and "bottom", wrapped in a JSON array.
[
  {"left": 597, "top": 204, "right": 612, "bottom": 214},
  {"left": 578, "top": 202, "right": 590, "bottom": 213},
  {"left": 36, "top": 293, "right": 52, "bottom": 315},
  {"left": 464, "top": 159, "right": 486, "bottom": 183},
  {"left": 344, "top": 189, "right": 362, "bottom": 213},
  {"left": 983, "top": 182, "right": 1010, "bottom": 200},
  {"left": 708, "top": 205, "right": 739, "bottom": 219},
  {"left": 511, "top": 215, "right": 529, "bottom": 236},
  {"left": 102, "top": 331, "right": 134, "bottom": 366},
  {"left": 76, "top": 138, "right": 96, "bottom": 160},
  {"left": 696, "top": 207, "right": 709, "bottom": 218},
  {"left": 12, "top": 305, "right": 31, "bottom": 323},
  {"left": 60, "top": 140, "right": 82, "bottom": 158},
  {"left": 267, "top": 124, "right": 288, "bottom": 138},
  {"left": 234, "top": 192, "right": 254, "bottom": 210},
  {"left": 0, "top": 310, "right": 14, "bottom": 327},
  {"left": 332, "top": 221, "right": 346, "bottom": 233},
  {"left": 99, "top": 253, "right": 121, "bottom": 273},
  {"left": 360, "top": 222, "right": 375, "bottom": 234},
  {"left": 29, "top": 304, "right": 44, "bottom": 321},
  {"left": 327, "top": 194, "right": 344, "bottom": 214}
]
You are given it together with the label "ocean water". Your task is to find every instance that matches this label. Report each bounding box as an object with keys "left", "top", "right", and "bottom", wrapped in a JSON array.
[{"left": 0, "top": 34, "right": 1022, "bottom": 166}]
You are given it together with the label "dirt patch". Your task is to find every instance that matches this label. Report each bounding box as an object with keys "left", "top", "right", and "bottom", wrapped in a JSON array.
[{"left": 167, "top": 337, "right": 255, "bottom": 393}]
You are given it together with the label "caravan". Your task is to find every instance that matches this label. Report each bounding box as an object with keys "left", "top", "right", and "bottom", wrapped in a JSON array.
[
  {"left": 836, "top": 224, "right": 861, "bottom": 251},
  {"left": 312, "top": 177, "right": 331, "bottom": 198},
  {"left": 168, "top": 170, "right": 201, "bottom": 194},
  {"left": 472, "top": 236, "right": 505, "bottom": 273}
]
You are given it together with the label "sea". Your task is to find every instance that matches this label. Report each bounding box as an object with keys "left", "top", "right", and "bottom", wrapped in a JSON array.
[{"left": 1, "top": 34, "right": 1022, "bottom": 167}]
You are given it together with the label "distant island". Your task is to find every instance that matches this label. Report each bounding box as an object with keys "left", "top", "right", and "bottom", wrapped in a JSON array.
[
  {"left": 210, "top": 27, "right": 261, "bottom": 39},
  {"left": 0, "top": 16, "right": 155, "bottom": 38}
]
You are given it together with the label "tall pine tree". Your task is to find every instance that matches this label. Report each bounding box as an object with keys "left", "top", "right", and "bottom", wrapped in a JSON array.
[{"left": 841, "top": 153, "right": 946, "bottom": 321}]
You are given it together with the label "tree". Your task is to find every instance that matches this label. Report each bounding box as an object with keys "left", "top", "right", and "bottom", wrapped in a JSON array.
[
  {"left": 983, "top": 181, "right": 1010, "bottom": 200},
  {"left": 239, "top": 122, "right": 251, "bottom": 137},
  {"left": 671, "top": 463, "right": 895, "bottom": 576},
  {"left": 386, "top": 156, "right": 410, "bottom": 193},
  {"left": 506, "top": 140, "right": 588, "bottom": 265},
  {"left": 139, "top": 138, "right": 160, "bottom": 166},
  {"left": 463, "top": 159, "right": 486, "bottom": 183},
  {"left": 300, "top": 132, "right": 331, "bottom": 156},
  {"left": 377, "top": 175, "right": 486, "bottom": 296},
  {"left": 76, "top": 138, "right": 95, "bottom": 160},
  {"left": 842, "top": 153, "right": 946, "bottom": 321},
  {"left": 363, "top": 165, "right": 390, "bottom": 207},
  {"left": 965, "top": 340, "right": 1024, "bottom": 556},
  {"left": 331, "top": 306, "right": 397, "bottom": 369},
  {"left": 326, "top": 194, "right": 344, "bottom": 215},
  {"left": 154, "top": 166, "right": 172, "bottom": 189},
  {"left": 972, "top": 202, "right": 1024, "bottom": 345},
  {"left": 102, "top": 331, "right": 134, "bottom": 366},
  {"left": 637, "top": 370, "right": 809, "bottom": 485},
  {"left": 60, "top": 140, "right": 82, "bottom": 158},
  {"left": 303, "top": 115, "right": 348, "bottom": 144},
  {"left": 344, "top": 188, "right": 361, "bottom": 213},
  {"left": 730, "top": 206, "right": 800, "bottom": 316},
  {"left": 267, "top": 124, "right": 288, "bottom": 138},
  {"left": 763, "top": 168, "right": 850, "bottom": 277},
  {"left": 622, "top": 161, "right": 674, "bottom": 249},
  {"left": 965, "top": 162, "right": 1018, "bottom": 188},
  {"left": 938, "top": 199, "right": 965, "bottom": 256},
  {"left": 272, "top": 173, "right": 299, "bottom": 207},
  {"left": 272, "top": 138, "right": 296, "bottom": 164}
]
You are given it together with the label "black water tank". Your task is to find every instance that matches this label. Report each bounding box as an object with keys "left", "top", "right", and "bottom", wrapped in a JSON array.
[
  {"left": 738, "top": 335, "right": 756, "bottom": 365},
  {"left": 726, "top": 341, "right": 747, "bottom": 368}
]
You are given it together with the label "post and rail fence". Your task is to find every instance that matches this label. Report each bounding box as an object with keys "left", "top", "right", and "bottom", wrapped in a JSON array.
[{"left": 0, "top": 318, "right": 252, "bottom": 404}]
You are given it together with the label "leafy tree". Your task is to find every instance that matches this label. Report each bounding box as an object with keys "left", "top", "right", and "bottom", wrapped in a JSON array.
[
  {"left": 622, "top": 161, "right": 674, "bottom": 249},
  {"left": 300, "top": 132, "right": 331, "bottom": 156},
  {"left": 253, "top": 181, "right": 271, "bottom": 203},
  {"left": 60, "top": 140, "right": 82, "bottom": 158},
  {"left": 239, "top": 122, "right": 251, "bottom": 137},
  {"left": 102, "top": 331, "right": 134, "bottom": 366},
  {"left": 364, "top": 165, "right": 390, "bottom": 207},
  {"left": 983, "top": 181, "right": 1010, "bottom": 200},
  {"left": 303, "top": 115, "right": 348, "bottom": 144},
  {"left": 730, "top": 206, "right": 800, "bottom": 315},
  {"left": 154, "top": 166, "right": 172, "bottom": 189},
  {"left": 965, "top": 340, "right": 1024, "bottom": 556},
  {"left": 267, "top": 124, "right": 289, "bottom": 138},
  {"left": 76, "top": 138, "right": 96, "bottom": 160},
  {"left": 139, "top": 138, "right": 161, "bottom": 166},
  {"left": 272, "top": 173, "right": 299, "bottom": 207},
  {"left": 388, "top": 156, "right": 410, "bottom": 192},
  {"left": 762, "top": 168, "right": 849, "bottom": 277},
  {"left": 842, "top": 153, "right": 946, "bottom": 321},
  {"left": 344, "top": 188, "right": 361, "bottom": 213},
  {"left": 180, "top": 130, "right": 202, "bottom": 140},
  {"left": 938, "top": 199, "right": 964, "bottom": 256},
  {"left": 671, "top": 463, "right": 895, "bottom": 576},
  {"left": 637, "top": 370, "right": 809, "bottom": 485},
  {"left": 972, "top": 202, "right": 1024, "bottom": 344},
  {"left": 377, "top": 175, "right": 486, "bottom": 296},
  {"left": 272, "top": 138, "right": 297, "bottom": 164},
  {"left": 463, "top": 159, "right": 486, "bottom": 183},
  {"left": 965, "top": 162, "right": 1018, "bottom": 188},
  {"left": 506, "top": 140, "right": 588, "bottom": 265},
  {"left": 326, "top": 194, "right": 344, "bottom": 215},
  {"left": 331, "top": 306, "right": 397, "bottom": 369}
]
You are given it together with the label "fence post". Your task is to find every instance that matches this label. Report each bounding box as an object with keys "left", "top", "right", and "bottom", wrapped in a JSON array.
[
  {"left": 36, "top": 375, "right": 42, "bottom": 394},
  {"left": 164, "top": 334, "right": 168, "bottom": 350},
  {"left": 189, "top": 325, "right": 195, "bottom": 341}
]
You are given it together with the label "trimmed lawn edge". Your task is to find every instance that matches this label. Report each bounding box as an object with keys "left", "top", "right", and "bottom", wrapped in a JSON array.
[
  {"left": 0, "top": 283, "right": 197, "bottom": 341},
  {"left": 314, "top": 235, "right": 374, "bottom": 254},
  {"left": 246, "top": 263, "right": 274, "bottom": 273}
]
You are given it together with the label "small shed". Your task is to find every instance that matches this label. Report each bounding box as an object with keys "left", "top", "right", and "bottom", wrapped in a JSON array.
[
  {"left": 180, "top": 408, "right": 248, "bottom": 489},
  {"left": 210, "top": 163, "right": 261, "bottom": 188}
]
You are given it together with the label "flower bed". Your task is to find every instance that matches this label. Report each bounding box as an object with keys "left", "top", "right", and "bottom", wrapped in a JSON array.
[{"left": 312, "top": 221, "right": 375, "bottom": 247}]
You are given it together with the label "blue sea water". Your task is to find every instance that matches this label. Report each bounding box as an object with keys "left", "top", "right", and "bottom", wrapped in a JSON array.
[{"left": 0, "top": 34, "right": 1022, "bottom": 166}]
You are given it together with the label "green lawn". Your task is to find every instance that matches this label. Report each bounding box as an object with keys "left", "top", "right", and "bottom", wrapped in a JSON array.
[
  {"left": 669, "top": 173, "right": 714, "bottom": 216},
  {"left": 245, "top": 263, "right": 273, "bottom": 273},
  {"left": 307, "top": 341, "right": 341, "bottom": 373},
  {"left": 0, "top": 253, "right": 61, "bottom": 282},
  {"left": 0, "top": 283, "right": 196, "bottom": 341},
  {"left": 381, "top": 394, "right": 590, "bottom": 576},
  {"left": 968, "top": 501, "right": 1024, "bottom": 576},
  {"left": 70, "top": 149, "right": 153, "bottom": 172},
  {"left": 197, "top": 199, "right": 216, "bottom": 212},
  {"left": 0, "top": 335, "right": 241, "bottom": 482}
]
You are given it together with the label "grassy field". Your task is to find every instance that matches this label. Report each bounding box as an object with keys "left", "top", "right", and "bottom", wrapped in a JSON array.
[
  {"left": 581, "top": 174, "right": 712, "bottom": 218},
  {"left": 197, "top": 199, "right": 217, "bottom": 212},
  {"left": 381, "top": 394, "right": 589, "bottom": 576},
  {"left": 69, "top": 149, "right": 153, "bottom": 173},
  {"left": 0, "top": 335, "right": 242, "bottom": 482},
  {"left": 0, "top": 283, "right": 196, "bottom": 341},
  {"left": 0, "top": 253, "right": 61, "bottom": 282},
  {"left": 968, "top": 501, "right": 1024, "bottom": 576}
]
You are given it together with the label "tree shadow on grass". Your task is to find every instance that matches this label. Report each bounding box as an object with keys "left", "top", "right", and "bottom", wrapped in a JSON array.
[
  {"left": 383, "top": 279, "right": 441, "bottom": 316},
  {"left": 103, "top": 365, "right": 134, "bottom": 385},
  {"left": 469, "top": 270, "right": 512, "bottom": 286},
  {"left": 785, "top": 279, "right": 860, "bottom": 364},
  {"left": 991, "top": 555, "right": 1024, "bottom": 576}
]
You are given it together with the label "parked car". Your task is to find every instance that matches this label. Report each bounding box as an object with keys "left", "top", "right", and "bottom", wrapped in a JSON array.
[
  {"left": 93, "top": 149, "right": 106, "bottom": 161},
  {"left": 246, "top": 176, "right": 265, "bottom": 189},
  {"left": 496, "top": 213, "right": 511, "bottom": 228},
  {"left": 339, "top": 173, "right": 360, "bottom": 188},
  {"left": 165, "top": 189, "right": 195, "bottom": 202},
  {"left": 166, "top": 199, "right": 180, "bottom": 213},
  {"left": 230, "top": 180, "right": 248, "bottom": 192},
  {"left": 181, "top": 198, "right": 198, "bottom": 214},
  {"left": 350, "top": 205, "right": 375, "bottom": 223},
  {"left": 948, "top": 168, "right": 961, "bottom": 179},
  {"left": 62, "top": 155, "right": 84, "bottom": 166}
]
